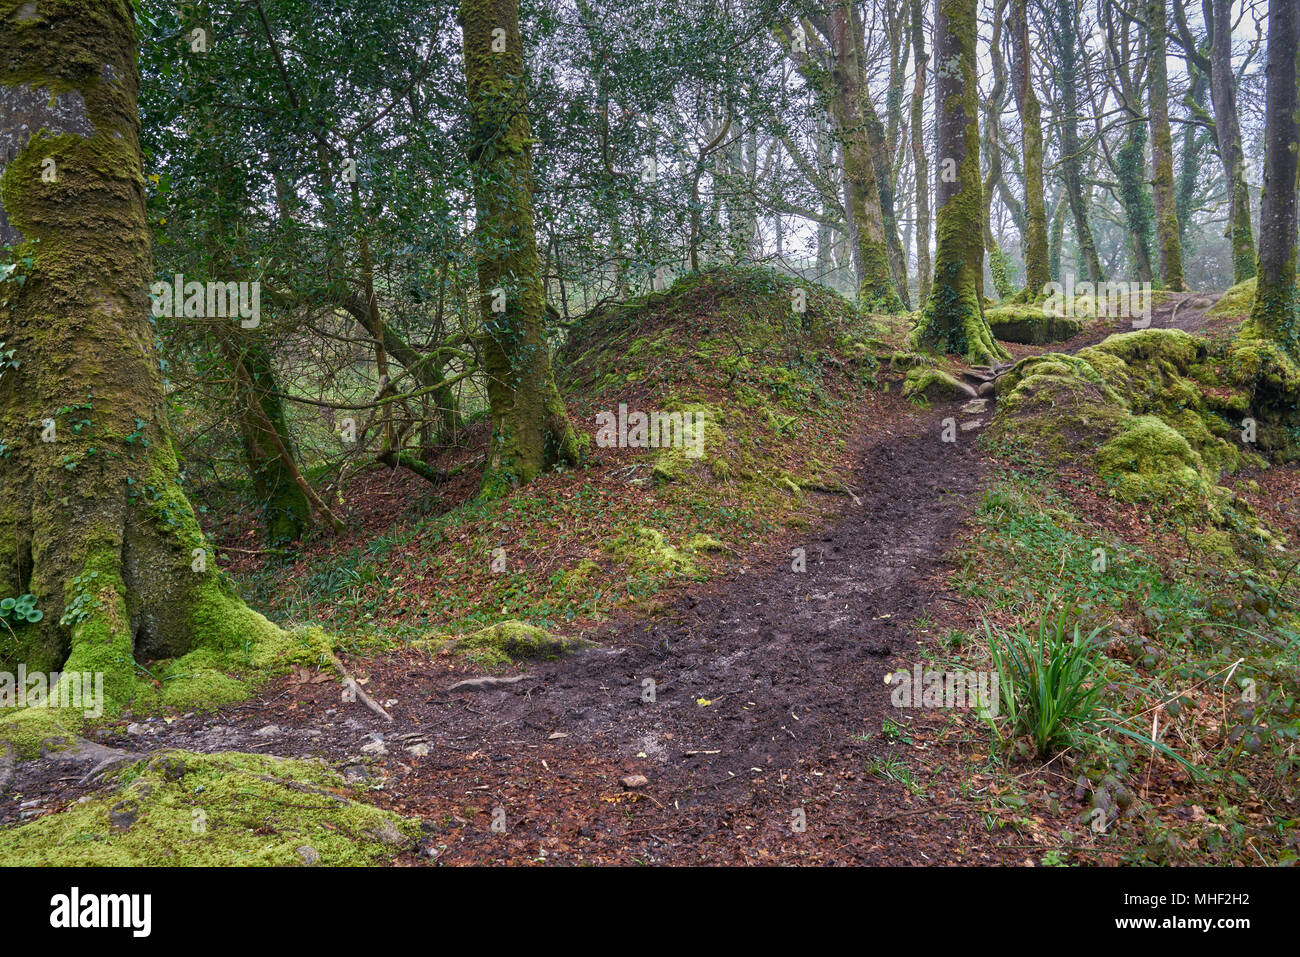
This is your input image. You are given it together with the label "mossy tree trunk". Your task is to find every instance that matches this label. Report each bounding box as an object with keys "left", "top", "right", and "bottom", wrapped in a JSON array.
[
  {"left": 1146, "top": 0, "right": 1185, "bottom": 291},
  {"left": 461, "top": 0, "right": 578, "bottom": 498},
  {"left": 1008, "top": 0, "right": 1050, "bottom": 300},
  {"left": 1052, "top": 0, "right": 1103, "bottom": 284},
  {"left": 1206, "top": 0, "right": 1256, "bottom": 284},
  {"left": 909, "top": 0, "right": 931, "bottom": 304},
  {"left": 912, "top": 0, "right": 1007, "bottom": 366},
  {"left": 0, "top": 0, "right": 279, "bottom": 707},
  {"left": 784, "top": 8, "right": 902, "bottom": 312},
  {"left": 859, "top": 67, "right": 910, "bottom": 308},
  {"left": 225, "top": 341, "right": 313, "bottom": 546},
  {"left": 981, "top": 0, "right": 1013, "bottom": 301},
  {"left": 1245, "top": 0, "right": 1299, "bottom": 352},
  {"left": 1116, "top": 120, "right": 1156, "bottom": 284}
]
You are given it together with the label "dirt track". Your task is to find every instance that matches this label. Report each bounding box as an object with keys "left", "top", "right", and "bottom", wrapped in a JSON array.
[{"left": 2, "top": 294, "right": 1226, "bottom": 863}]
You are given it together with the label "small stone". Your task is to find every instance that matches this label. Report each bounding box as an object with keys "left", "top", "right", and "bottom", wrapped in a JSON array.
[
  {"left": 620, "top": 774, "right": 649, "bottom": 789},
  {"left": 252, "top": 724, "right": 280, "bottom": 737},
  {"left": 959, "top": 419, "right": 983, "bottom": 432},
  {"left": 341, "top": 764, "right": 370, "bottom": 784},
  {"left": 977, "top": 381, "right": 995, "bottom": 396},
  {"left": 297, "top": 845, "right": 320, "bottom": 866},
  {"left": 109, "top": 803, "right": 138, "bottom": 830},
  {"left": 125, "top": 723, "right": 146, "bottom": 736},
  {"left": 405, "top": 743, "right": 429, "bottom": 757},
  {"left": 360, "top": 739, "right": 388, "bottom": 755},
  {"left": 960, "top": 398, "right": 988, "bottom": 414}
]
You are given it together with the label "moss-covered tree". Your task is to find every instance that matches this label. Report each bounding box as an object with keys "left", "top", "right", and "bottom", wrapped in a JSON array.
[
  {"left": 909, "top": 0, "right": 931, "bottom": 304},
  {"left": 223, "top": 340, "right": 313, "bottom": 546},
  {"left": 1172, "top": 0, "right": 1255, "bottom": 283},
  {"left": 0, "top": 0, "right": 282, "bottom": 711},
  {"left": 981, "top": 0, "right": 1013, "bottom": 301},
  {"left": 779, "top": 8, "right": 902, "bottom": 312},
  {"left": 1050, "top": 0, "right": 1103, "bottom": 284},
  {"left": 1145, "top": 0, "right": 1185, "bottom": 291},
  {"left": 460, "top": 0, "right": 579, "bottom": 497},
  {"left": 1244, "top": 0, "right": 1299, "bottom": 352},
  {"left": 912, "top": 0, "right": 1007, "bottom": 365},
  {"left": 1008, "top": 0, "right": 1050, "bottom": 300}
]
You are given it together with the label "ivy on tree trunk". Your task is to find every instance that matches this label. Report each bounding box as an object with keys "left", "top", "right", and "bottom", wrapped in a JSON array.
[{"left": 460, "top": 0, "right": 579, "bottom": 498}]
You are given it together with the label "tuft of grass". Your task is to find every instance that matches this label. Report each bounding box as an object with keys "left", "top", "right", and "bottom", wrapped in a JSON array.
[{"left": 985, "top": 608, "right": 1108, "bottom": 760}]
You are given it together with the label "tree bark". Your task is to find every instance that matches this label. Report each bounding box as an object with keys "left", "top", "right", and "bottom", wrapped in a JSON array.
[
  {"left": 912, "top": 0, "right": 1007, "bottom": 364},
  {"left": 461, "top": 0, "right": 579, "bottom": 497},
  {"left": 225, "top": 341, "right": 314, "bottom": 545},
  {"left": 982, "top": 0, "right": 1014, "bottom": 301},
  {"left": 1245, "top": 0, "right": 1299, "bottom": 351},
  {"left": 0, "top": 0, "right": 280, "bottom": 709},
  {"left": 1206, "top": 0, "right": 1256, "bottom": 283},
  {"left": 1008, "top": 0, "right": 1050, "bottom": 299},
  {"left": 1146, "top": 0, "right": 1185, "bottom": 290},
  {"left": 1053, "top": 0, "right": 1103, "bottom": 283},
  {"left": 909, "top": 0, "right": 931, "bottom": 304}
]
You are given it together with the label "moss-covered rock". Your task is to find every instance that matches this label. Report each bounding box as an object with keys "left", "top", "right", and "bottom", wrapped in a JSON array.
[
  {"left": 1206, "top": 277, "right": 1256, "bottom": 318},
  {"left": 1095, "top": 415, "right": 1209, "bottom": 503},
  {"left": 985, "top": 304, "right": 1083, "bottom": 344},
  {"left": 452, "top": 620, "right": 586, "bottom": 666},
  {"left": 992, "top": 328, "right": 1285, "bottom": 549},
  {"left": 0, "top": 750, "right": 416, "bottom": 866},
  {"left": 902, "top": 367, "right": 974, "bottom": 402}
]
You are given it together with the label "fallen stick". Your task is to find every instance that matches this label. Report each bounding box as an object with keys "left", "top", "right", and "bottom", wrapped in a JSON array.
[
  {"left": 448, "top": 674, "right": 530, "bottom": 692},
  {"left": 331, "top": 655, "right": 393, "bottom": 723}
]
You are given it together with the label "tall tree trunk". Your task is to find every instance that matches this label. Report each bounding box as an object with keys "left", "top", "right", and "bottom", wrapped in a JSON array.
[
  {"left": 1048, "top": 191, "right": 1067, "bottom": 281},
  {"left": 225, "top": 342, "right": 313, "bottom": 546},
  {"left": 461, "top": 0, "right": 578, "bottom": 497},
  {"left": 0, "top": 0, "right": 280, "bottom": 712},
  {"left": 856, "top": 3, "right": 910, "bottom": 308},
  {"left": 1008, "top": 0, "right": 1050, "bottom": 299},
  {"left": 982, "top": 0, "right": 1013, "bottom": 301},
  {"left": 1146, "top": 0, "right": 1185, "bottom": 290},
  {"left": 1054, "top": 0, "right": 1103, "bottom": 283},
  {"left": 1245, "top": 0, "right": 1299, "bottom": 351},
  {"left": 812, "top": 6, "right": 902, "bottom": 312},
  {"left": 910, "top": 0, "right": 931, "bottom": 304},
  {"left": 912, "top": 0, "right": 1007, "bottom": 364},
  {"left": 1176, "top": 62, "right": 1209, "bottom": 248},
  {"left": 1116, "top": 119, "right": 1156, "bottom": 284},
  {"left": 1207, "top": 0, "right": 1256, "bottom": 283}
]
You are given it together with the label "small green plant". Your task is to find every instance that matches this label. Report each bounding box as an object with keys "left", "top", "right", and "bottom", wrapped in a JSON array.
[
  {"left": 985, "top": 607, "right": 1108, "bottom": 759},
  {"left": 0, "top": 593, "right": 43, "bottom": 625}
]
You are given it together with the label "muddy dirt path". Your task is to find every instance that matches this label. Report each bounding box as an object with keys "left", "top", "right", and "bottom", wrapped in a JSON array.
[
  {"left": 7, "top": 296, "right": 1229, "bottom": 861},
  {"left": 6, "top": 398, "right": 1009, "bottom": 862}
]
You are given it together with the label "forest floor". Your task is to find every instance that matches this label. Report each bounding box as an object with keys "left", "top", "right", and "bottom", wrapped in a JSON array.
[{"left": 6, "top": 286, "right": 1296, "bottom": 866}]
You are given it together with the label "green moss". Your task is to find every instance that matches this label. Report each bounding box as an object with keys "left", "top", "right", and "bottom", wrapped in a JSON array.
[
  {"left": 1096, "top": 415, "right": 1208, "bottom": 502},
  {"left": 0, "top": 750, "right": 417, "bottom": 866},
  {"left": 606, "top": 526, "right": 702, "bottom": 578},
  {"left": 683, "top": 534, "right": 726, "bottom": 553},
  {"left": 985, "top": 304, "right": 1083, "bottom": 344},
  {"left": 0, "top": 706, "right": 80, "bottom": 759},
  {"left": 1207, "top": 277, "right": 1256, "bottom": 318},
  {"left": 451, "top": 620, "right": 586, "bottom": 667},
  {"left": 902, "top": 367, "right": 971, "bottom": 401}
]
